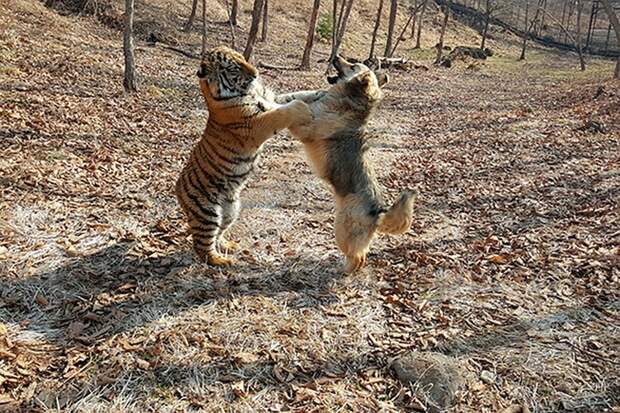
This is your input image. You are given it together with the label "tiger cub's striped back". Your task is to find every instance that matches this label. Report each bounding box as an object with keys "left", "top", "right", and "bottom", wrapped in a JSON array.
[{"left": 176, "top": 46, "right": 312, "bottom": 266}]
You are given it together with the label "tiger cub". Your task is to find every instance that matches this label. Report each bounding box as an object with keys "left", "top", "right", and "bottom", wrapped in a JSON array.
[{"left": 176, "top": 46, "right": 315, "bottom": 266}]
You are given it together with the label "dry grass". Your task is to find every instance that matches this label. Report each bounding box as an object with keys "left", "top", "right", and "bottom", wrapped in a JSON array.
[{"left": 1, "top": 0, "right": 619, "bottom": 412}]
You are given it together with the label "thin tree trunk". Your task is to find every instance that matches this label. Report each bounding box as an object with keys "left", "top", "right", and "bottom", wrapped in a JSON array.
[
  {"left": 243, "top": 0, "right": 265, "bottom": 61},
  {"left": 301, "top": 0, "right": 321, "bottom": 69},
  {"left": 600, "top": 0, "right": 620, "bottom": 78},
  {"left": 415, "top": 0, "right": 428, "bottom": 49},
  {"left": 123, "top": 0, "right": 137, "bottom": 92},
  {"left": 585, "top": 0, "right": 597, "bottom": 51},
  {"left": 520, "top": 0, "right": 543, "bottom": 61},
  {"left": 576, "top": 0, "right": 586, "bottom": 71},
  {"left": 538, "top": 0, "right": 546, "bottom": 36},
  {"left": 604, "top": 23, "right": 611, "bottom": 52},
  {"left": 384, "top": 0, "right": 398, "bottom": 57},
  {"left": 330, "top": 0, "right": 355, "bottom": 61},
  {"left": 229, "top": 0, "right": 238, "bottom": 26},
  {"left": 389, "top": 8, "right": 417, "bottom": 57},
  {"left": 565, "top": 1, "right": 575, "bottom": 43},
  {"left": 559, "top": 0, "right": 567, "bottom": 39},
  {"left": 260, "top": 0, "right": 269, "bottom": 42},
  {"left": 201, "top": 0, "right": 207, "bottom": 57},
  {"left": 481, "top": 0, "right": 490, "bottom": 49},
  {"left": 224, "top": 0, "right": 237, "bottom": 49},
  {"left": 331, "top": 0, "right": 338, "bottom": 59},
  {"left": 369, "top": 0, "right": 384, "bottom": 59},
  {"left": 410, "top": 0, "right": 418, "bottom": 39},
  {"left": 435, "top": 0, "right": 450, "bottom": 64},
  {"left": 183, "top": 0, "right": 199, "bottom": 32}
]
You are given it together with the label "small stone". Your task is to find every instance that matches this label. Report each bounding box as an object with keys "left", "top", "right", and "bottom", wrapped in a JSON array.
[
  {"left": 391, "top": 352, "right": 462, "bottom": 413},
  {"left": 480, "top": 370, "right": 496, "bottom": 384}
]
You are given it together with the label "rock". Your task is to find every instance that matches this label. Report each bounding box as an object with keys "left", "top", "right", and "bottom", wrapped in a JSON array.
[
  {"left": 480, "top": 370, "right": 496, "bottom": 384},
  {"left": 391, "top": 352, "right": 462, "bottom": 413}
]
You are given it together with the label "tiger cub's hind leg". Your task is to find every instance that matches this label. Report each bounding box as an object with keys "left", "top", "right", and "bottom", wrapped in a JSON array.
[
  {"left": 190, "top": 218, "right": 235, "bottom": 267},
  {"left": 218, "top": 197, "right": 241, "bottom": 253}
]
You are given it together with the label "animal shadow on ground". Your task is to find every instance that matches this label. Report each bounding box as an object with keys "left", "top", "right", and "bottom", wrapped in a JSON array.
[{"left": 2, "top": 242, "right": 345, "bottom": 348}]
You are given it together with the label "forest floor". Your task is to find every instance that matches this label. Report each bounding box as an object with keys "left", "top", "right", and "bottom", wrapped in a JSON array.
[{"left": 1, "top": 0, "right": 619, "bottom": 412}]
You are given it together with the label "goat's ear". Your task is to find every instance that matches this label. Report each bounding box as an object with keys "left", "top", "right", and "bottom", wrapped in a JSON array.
[{"left": 376, "top": 72, "right": 390, "bottom": 87}]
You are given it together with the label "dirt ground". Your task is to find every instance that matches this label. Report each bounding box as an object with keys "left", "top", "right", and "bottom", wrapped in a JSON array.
[{"left": 1, "top": 1, "right": 619, "bottom": 412}]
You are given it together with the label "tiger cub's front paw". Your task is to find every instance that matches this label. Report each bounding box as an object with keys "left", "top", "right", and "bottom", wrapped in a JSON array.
[
  {"left": 219, "top": 239, "right": 240, "bottom": 252},
  {"left": 207, "top": 251, "right": 236, "bottom": 266}
]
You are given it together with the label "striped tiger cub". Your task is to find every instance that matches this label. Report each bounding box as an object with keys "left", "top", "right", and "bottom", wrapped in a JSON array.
[{"left": 176, "top": 46, "right": 317, "bottom": 266}]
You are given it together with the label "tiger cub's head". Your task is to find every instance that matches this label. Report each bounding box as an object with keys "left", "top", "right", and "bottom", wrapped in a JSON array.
[{"left": 197, "top": 46, "right": 258, "bottom": 101}]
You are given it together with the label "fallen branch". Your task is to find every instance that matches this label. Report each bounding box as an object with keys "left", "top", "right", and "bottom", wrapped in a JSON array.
[
  {"left": 158, "top": 44, "right": 200, "bottom": 60},
  {"left": 257, "top": 61, "right": 299, "bottom": 71}
]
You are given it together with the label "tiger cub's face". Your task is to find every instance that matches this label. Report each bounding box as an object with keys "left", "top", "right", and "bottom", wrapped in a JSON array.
[{"left": 197, "top": 46, "right": 258, "bottom": 100}]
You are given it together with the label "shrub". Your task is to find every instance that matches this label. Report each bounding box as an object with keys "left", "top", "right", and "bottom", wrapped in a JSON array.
[{"left": 316, "top": 13, "right": 333, "bottom": 42}]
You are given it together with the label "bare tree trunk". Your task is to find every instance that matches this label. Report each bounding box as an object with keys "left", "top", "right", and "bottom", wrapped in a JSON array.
[
  {"left": 389, "top": 8, "right": 417, "bottom": 57},
  {"left": 243, "top": 0, "right": 265, "bottom": 61},
  {"left": 604, "top": 23, "right": 611, "bottom": 52},
  {"left": 600, "top": 0, "right": 620, "bottom": 78},
  {"left": 520, "top": 0, "right": 530, "bottom": 59},
  {"left": 123, "top": 0, "right": 137, "bottom": 92},
  {"left": 301, "top": 0, "right": 321, "bottom": 69},
  {"left": 585, "top": 0, "right": 597, "bottom": 51},
  {"left": 480, "top": 0, "right": 490, "bottom": 49},
  {"left": 330, "top": 0, "right": 341, "bottom": 59},
  {"left": 415, "top": 0, "right": 428, "bottom": 49},
  {"left": 565, "top": 1, "right": 575, "bottom": 43},
  {"left": 435, "top": 0, "right": 450, "bottom": 64},
  {"left": 183, "top": 0, "right": 199, "bottom": 32},
  {"left": 229, "top": 0, "right": 238, "bottom": 26},
  {"left": 410, "top": 0, "right": 418, "bottom": 39},
  {"left": 330, "top": 0, "right": 355, "bottom": 61},
  {"left": 369, "top": 0, "right": 384, "bottom": 59},
  {"left": 201, "top": 0, "right": 207, "bottom": 57},
  {"left": 559, "top": 0, "right": 568, "bottom": 39},
  {"left": 260, "top": 0, "right": 269, "bottom": 42},
  {"left": 520, "top": 0, "right": 543, "bottom": 61},
  {"left": 538, "top": 0, "right": 546, "bottom": 36},
  {"left": 384, "top": 0, "right": 398, "bottom": 57},
  {"left": 224, "top": 0, "right": 237, "bottom": 49},
  {"left": 576, "top": 0, "right": 586, "bottom": 71}
]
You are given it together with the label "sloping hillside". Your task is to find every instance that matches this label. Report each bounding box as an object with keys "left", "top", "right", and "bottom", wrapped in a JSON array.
[{"left": 1, "top": 1, "right": 619, "bottom": 412}]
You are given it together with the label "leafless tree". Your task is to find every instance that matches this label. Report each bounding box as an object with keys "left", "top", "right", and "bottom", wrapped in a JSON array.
[
  {"left": 261, "top": 0, "right": 269, "bottom": 42},
  {"left": 243, "top": 0, "right": 265, "bottom": 60},
  {"left": 330, "top": 0, "right": 355, "bottom": 62},
  {"left": 301, "top": 0, "right": 321, "bottom": 69},
  {"left": 519, "top": 0, "right": 542, "bottom": 61},
  {"left": 123, "top": 0, "right": 137, "bottom": 92},
  {"left": 224, "top": 0, "right": 237, "bottom": 49},
  {"left": 480, "top": 0, "right": 500, "bottom": 50},
  {"left": 576, "top": 0, "right": 586, "bottom": 71},
  {"left": 435, "top": 0, "right": 451, "bottom": 64},
  {"left": 410, "top": 0, "right": 419, "bottom": 39},
  {"left": 201, "top": 0, "right": 207, "bottom": 57},
  {"left": 183, "top": 0, "right": 199, "bottom": 32},
  {"left": 229, "top": 0, "right": 238, "bottom": 26},
  {"left": 384, "top": 0, "right": 398, "bottom": 57},
  {"left": 369, "top": 0, "right": 384, "bottom": 59},
  {"left": 599, "top": 0, "right": 619, "bottom": 78},
  {"left": 415, "top": 0, "right": 428, "bottom": 49},
  {"left": 389, "top": 2, "right": 424, "bottom": 57}
]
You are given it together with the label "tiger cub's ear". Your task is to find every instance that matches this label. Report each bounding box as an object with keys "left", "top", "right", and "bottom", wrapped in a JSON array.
[{"left": 197, "top": 62, "right": 208, "bottom": 78}]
